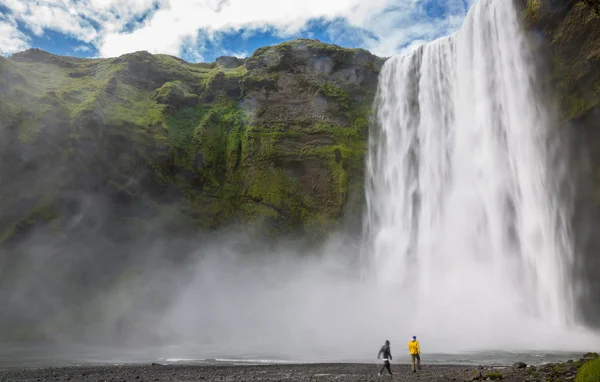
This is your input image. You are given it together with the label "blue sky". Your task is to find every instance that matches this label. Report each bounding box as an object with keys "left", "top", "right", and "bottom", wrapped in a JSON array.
[{"left": 0, "top": 0, "right": 477, "bottom": 62}]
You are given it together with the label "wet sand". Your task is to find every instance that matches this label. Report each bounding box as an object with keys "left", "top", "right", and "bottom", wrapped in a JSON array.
[{"left": 0, "top": 362, "right": 539, "bottom": 381}]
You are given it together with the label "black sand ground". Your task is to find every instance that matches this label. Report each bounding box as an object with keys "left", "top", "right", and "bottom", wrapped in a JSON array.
[{"left": 0, "top": 362, "right": 547, "bottom": 382}]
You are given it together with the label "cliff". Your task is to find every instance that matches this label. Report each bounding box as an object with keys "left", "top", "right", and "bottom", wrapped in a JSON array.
[
  {"left": 0, "top": 39, "right": 385, "bottom": 247},
  {"left": 521, "top": 0, "right": 600, "bottom": 120},
  {"left": 519, "top": 0, "right": 600, "bottom": 327}
]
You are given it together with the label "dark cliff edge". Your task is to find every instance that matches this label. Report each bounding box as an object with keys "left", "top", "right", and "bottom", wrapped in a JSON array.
[{"left": 516, "top": 0, "right": 600, "bottom": 327}]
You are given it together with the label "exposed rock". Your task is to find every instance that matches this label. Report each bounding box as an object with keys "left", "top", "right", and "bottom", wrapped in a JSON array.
[
  {"left": 216, "top": 55, "right": 244, "bottom": 68},
  {"left": 0, "top": 38, "right": 384, "bottom": 253},
  {"left": 513, "top": 362, "right": 527, "bottom": 369},
  {"left": 150, "top": 80, "right": 199, "bottom": 109},
  {"left": 582, "top": 0, "right": 600, "bottom": 14},
  {"left": 203, "top": 71, "right": 242, "bottom": 100}
]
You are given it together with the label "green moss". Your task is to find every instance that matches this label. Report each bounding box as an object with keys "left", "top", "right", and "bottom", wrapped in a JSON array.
[
  {"left": 165, "top": 107, "right": 207, "bottom": 156},
  {"left": 238, "top": 202, "right": 280, "bottom": 219},
  {"left": 553, "top": 3, "right": 596, "bottom": 44},
  {"left": 523, "top": 0, "right": 541, "bottom": 26},
  {"left": 246, "top": 168, "right": 291, "bottom": 208},
  {"left": 195, "top": 98, "right": 245, "bottom": 178},
  {"left": 577, "top": 357, "right": 600, "bottom": 382},
  {"left": 0, "top": 40, "right": 381, "bottom": 241},
  {"left": 484, "top": 371, "right": 503, "bottom": 380},
  {"left": 166, "top": 104, "right": 238, "bottom": 183},
  {"left": 151, "top": 80, "right": 185, "bottom": 100},
  {"left": 240, "top": 73, "right": 279, "bottom": 93},
  {"left": 319, "top": 83, "right": 352, "bottom": 112},
  {"left": 222, "top": 65, "right": 248, "bottom": 78},
  {"left": 532, "top": 0, "right": 600, "bottom": 120},
  {"left": 0, "top": 203, "right": 58, "bottom": 245},
  {"left": 568, "top": 94, "right": 590, "bottom": 119},
  {"left": 106, "top": 84, "right": 164, "bottom": 126},
  {"left": 226, "top": 123, "right": 244, "bottom": 170}
]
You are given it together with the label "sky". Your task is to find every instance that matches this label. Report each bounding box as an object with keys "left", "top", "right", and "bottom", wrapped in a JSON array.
[{"left": 0, "top": 0, "right": 477, "bottom": 63}]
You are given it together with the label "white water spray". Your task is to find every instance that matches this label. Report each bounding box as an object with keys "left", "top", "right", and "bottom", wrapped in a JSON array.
[{"left": 365, "top": 0, "right": 590, "bottom": 347}]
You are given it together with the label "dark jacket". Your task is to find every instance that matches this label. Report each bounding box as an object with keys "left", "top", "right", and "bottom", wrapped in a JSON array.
[{"left": 378, "top": 341, "right": 392, "bottom": 360}]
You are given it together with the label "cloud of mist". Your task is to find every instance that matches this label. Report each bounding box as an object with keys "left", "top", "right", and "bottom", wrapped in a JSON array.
[
  {"left": 1, "top": 189, "right": 600, "bottom": 366},
  {"left": 129, "top": 229, "right": 600, "bottom": 360}
]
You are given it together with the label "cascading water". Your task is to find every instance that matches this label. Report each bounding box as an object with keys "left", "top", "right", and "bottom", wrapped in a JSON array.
[{"left": 365, "top": 0, "right": 583, "bottom": 344}]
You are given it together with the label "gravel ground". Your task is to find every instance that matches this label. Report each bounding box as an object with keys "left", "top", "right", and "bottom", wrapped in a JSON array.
[{"left": 0, "top": 362, "right": 535, "bottom": 382}]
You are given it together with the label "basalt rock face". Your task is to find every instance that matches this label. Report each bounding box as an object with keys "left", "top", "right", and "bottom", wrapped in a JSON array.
[
  {"left": 518, "top": 0, "right": 600, "bottom": 327},
  {"left": 0, "top": 40, "right": 385, "bottom": 250}
]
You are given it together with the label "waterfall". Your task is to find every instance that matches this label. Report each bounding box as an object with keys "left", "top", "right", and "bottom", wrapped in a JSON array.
[{"left": 365, "top": 0, "right": 577, "bottom": 333}]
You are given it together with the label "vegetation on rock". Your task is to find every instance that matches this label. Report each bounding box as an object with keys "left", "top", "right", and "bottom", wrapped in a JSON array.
[
  {"left": 483, "top": 371, "right": 503, "bottom": 380},
  {"left": 520, "top": 0, "right": 600, "bottom": 120},
  {"left": 0, "top": 40, "right": 385, "bottom": 247},
  {"left": 577, "top": 356, "right": 600, "bottom": 382},
  {"left": 0, "top": 41, "right": 384, "bottom": 341}
]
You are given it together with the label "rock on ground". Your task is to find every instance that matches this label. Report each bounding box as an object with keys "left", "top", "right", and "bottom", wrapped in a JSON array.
[{"left": 0, "top": 363, "right": 534, "bottom": 382}]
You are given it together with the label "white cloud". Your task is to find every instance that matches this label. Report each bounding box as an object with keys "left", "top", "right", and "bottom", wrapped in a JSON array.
[
  {"left": 219, "top": 49, "right": 249, "bottom": 59},
  {"left": 95, "top": 0, "right": 385, "bottom": 57},
  {"left": 1, "top": 0, "right": 159, "bottom": 43},
  {"left": 0, "top": 0, "right": 477, "bottom": 59},
  {"left": 359, "top": 0, "right": 475, "bottom": 57},
  {"left": 74, "top": 45, "right": 92, "bottom": 52},
  {"left": 0, "top": 14, "right": 29, "bottom": 56}
]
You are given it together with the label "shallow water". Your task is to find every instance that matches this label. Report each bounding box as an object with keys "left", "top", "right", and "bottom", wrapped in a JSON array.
[{"left": 0, "top": 343, "right": 585, "bottom": 369}]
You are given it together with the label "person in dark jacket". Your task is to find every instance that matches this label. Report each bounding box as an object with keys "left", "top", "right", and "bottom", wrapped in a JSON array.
[{"left": 377, "top": 340, "right": 393, "bottom": 376}]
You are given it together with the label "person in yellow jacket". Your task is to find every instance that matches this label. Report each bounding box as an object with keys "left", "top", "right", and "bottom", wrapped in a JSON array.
[{"left": 408, "top": 336, "right": 421, "bottom": 372}]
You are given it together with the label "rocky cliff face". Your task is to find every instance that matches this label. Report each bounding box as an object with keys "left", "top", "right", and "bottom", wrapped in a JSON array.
[
  {"left": 518, "top": 0, "right": 600, "bottom": 327},
  {"left": 0, "top": 39, "right": 384, "bottom": 250},
  {"left": 0, "top": 39, "right": 384, "bottom": 341},
  {"left": 520, "top": 0, "right": 600, "bottom": 120}
]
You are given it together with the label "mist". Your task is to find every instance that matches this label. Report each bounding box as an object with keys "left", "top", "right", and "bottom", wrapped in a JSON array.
[{"left": 1, "top": 190, "right": 600, "bottom": 365}]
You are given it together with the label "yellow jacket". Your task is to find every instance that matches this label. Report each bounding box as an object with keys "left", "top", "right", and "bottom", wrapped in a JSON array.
[{"left": 408, "top": 340, "right": 420, "bottom": 355}]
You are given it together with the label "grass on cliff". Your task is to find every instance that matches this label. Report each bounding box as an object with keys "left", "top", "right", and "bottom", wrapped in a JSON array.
[
  {"left": 530, "top": 0, "right": 600, "bottom": 120},
  {"left": 319, "top": 83, "right": 352, "bottom": 112},
  {"left": 1, "top": 41, "right": 377, "bottom": 239},
  {"left": 275, "top": 39, "right": 367, "bottom": 66},
  {"left": 577, "top": 357, "right": 600, "bottom": 382},
  {"left": 523, "top": 0, "right": 542, "bottom": 26}
]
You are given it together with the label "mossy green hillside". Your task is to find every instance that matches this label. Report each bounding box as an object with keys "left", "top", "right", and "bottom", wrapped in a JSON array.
[
  {"left": 577, "top": 355, "right": 600, "bottom": 382},
  {"left": 521, "top": 0, "right": 600, "bottom": 120},
  {"left": 0, "top": 40, "right": 383, "bottom": 244}
]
